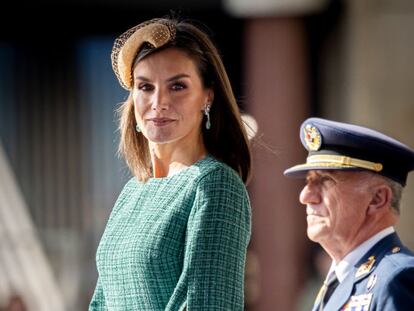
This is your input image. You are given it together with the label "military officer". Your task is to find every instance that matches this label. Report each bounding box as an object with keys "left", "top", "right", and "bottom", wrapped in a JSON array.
[{"left": 284, "top": 117, "right": 414, "bottom": 310}]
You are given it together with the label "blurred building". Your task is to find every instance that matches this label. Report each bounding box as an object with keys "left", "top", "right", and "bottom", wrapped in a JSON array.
[{"left": 0, "top": 0, "right": 413, "bottom": 310}]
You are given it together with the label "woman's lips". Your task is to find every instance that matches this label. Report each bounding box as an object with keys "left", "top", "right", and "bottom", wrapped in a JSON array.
[{"left": 148, "top": 118, "right": 175, "bottom": 127}]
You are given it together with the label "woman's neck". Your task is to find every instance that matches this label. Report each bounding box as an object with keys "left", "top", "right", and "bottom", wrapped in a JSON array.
[{"left": 149, "top": 140, "right": 207, "bottom": 178}]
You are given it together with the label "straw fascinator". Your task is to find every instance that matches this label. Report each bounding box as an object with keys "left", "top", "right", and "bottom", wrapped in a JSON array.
[{"left": 111, "top": 18, "right": 177, "bottom": 90}]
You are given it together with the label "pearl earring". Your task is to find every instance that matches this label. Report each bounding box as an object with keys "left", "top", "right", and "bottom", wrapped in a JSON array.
[{"left": 135, "top": 124, "right": 141, "bottom": 133}]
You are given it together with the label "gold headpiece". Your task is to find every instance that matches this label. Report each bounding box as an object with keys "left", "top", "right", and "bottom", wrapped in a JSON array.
[{"left": 111, "top": 19, "right": 176, "bottom": 90}]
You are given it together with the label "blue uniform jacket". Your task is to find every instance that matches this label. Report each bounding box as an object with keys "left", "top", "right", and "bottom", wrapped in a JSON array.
[{"left": 313, "top": 233, "right": 414, "bottom": 311}]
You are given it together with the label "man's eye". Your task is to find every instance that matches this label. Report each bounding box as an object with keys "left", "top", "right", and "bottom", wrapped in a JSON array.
[
  {"left": 138, "top": 83, "right": 154, "bottom": 91},
  {"left": 307, "top": 175, "right": 334, "bottom": 187},
  {"left": 320, "top": 176, "right": 335, "bottom": 185}
]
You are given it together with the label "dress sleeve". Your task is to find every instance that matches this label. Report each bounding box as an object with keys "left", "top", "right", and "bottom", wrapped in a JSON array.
[
  {"left": 88, "top": 277, "right": 107, "bottom": 311},
  {"left": 88, "top": 179, "right": 136, "bottom": 310},
  {"left": 183, "top": 167, "right": 252, "bottom": 310}
]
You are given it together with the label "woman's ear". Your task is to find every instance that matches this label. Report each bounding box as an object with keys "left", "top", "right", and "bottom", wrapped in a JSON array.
[
  {"left": 367, "top": 184, "right": 392, "bottom": 215},
  {"left": 206, "top": 88, "right": 214, "bottom": 105}
]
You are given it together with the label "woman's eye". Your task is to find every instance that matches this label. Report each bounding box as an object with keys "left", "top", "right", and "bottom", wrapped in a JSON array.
[
  {"left": 171, "top": 83, "right": 186, "bottom": 91},
  {"left": 138, "top": 83, "right": 154, "bottom": 91}
]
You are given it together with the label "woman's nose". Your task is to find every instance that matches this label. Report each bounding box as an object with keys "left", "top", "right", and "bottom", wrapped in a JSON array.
[{"left": 152, "top": 89, "right": 169, "bottom": 111}]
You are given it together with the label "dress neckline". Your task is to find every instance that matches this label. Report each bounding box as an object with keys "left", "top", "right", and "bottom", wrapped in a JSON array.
[{"left": 145, "top": 155, "right": 213, "bottom": 183}]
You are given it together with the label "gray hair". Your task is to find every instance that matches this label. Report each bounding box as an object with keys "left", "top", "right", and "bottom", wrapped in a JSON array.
[
  {"left": 384, "top": 177, "right": 403, "bottom": 214},
  {"left": 362, "top": 172, "right": 403, "bottom": 214}
]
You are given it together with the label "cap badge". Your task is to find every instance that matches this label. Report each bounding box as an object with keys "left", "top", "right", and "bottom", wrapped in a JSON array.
[{"left": 303, "top": 124, "right": 322, "bottom": 151}]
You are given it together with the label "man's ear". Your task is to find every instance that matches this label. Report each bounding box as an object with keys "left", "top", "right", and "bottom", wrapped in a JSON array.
[{"left": 367, "top": 184, "right": 392, "bottom": 215}]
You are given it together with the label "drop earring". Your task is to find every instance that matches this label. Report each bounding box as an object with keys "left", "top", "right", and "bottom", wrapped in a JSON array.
[
  {"left": 135, "top": 124, "right": 141, "bottom": 133},
  {"left": 204, "top": 103, "right": 211, "bottom": 130}
]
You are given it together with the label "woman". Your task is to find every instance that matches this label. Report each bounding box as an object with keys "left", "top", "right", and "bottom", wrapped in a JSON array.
[{"left": 89, "top": 17, "right": 252, "bottom": 310}]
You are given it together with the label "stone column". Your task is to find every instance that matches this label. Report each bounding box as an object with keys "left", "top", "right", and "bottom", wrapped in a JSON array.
[{"left": 243, "top": 17, "right": 310, "bottom": 311}]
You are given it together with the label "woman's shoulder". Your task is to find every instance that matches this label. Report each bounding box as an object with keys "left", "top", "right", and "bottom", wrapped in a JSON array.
[
  {"left": 122, "top": 176, "right": 139, "bottom": 190},
  {"left": 194, "top": 155, "right": 245, "bottom": 188},
  {"left": 115, "top": 176, "right": 140, "bottom": 200}
]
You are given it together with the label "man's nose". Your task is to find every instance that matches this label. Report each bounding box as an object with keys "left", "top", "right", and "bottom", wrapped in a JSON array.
[{"left": 299, "top": 184, "right": 321, "bottom": 205}]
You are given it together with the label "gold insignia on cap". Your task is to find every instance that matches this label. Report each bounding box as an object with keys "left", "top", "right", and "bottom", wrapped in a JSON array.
[
  {"left": 366, "top": 274, "right": 377, "bottom": 291},
  {"left": 305, "top": 155, "right": 383, "bottom": 172},
  {"left": 392, "top": 246, "right": 400, "bottom": 253},
  {"left": 303, "top": 124, "right": 322, "bottom": 151},
  {"left": 355, "top": 256, "right": 376, "bottom": 278}
]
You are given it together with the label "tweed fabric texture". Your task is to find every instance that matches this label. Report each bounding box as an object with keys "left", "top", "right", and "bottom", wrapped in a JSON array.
[{"left": 89, "top": 156, "right": 251, "bottom": 310}]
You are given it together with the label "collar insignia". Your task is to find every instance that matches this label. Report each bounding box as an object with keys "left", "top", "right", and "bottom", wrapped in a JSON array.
[
  {"left": 303, "top": 123, "right": 322, "bottom": 151},
  {"left": 355, "top": 256, "right": 375, "bottom": 278},
  {"left": 392, "top": 246, "right": 400, "bottom": 253}
]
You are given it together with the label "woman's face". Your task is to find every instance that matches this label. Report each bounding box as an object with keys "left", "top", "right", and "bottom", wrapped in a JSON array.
[{"left": 132, "top": 48, "right": 212, "bottom": 147}]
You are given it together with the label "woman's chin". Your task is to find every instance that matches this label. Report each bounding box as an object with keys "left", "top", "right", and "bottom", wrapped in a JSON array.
[
  {"left": 144, "top": 129, "right": 176, "bottom": 144},
  {"left": 147, "top": 135, "right": 178, "bottom": 145}
]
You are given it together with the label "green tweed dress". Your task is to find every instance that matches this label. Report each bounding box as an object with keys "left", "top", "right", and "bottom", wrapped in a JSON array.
[{"left": 89, "top": 155, "right": 251, "bottom": 310}]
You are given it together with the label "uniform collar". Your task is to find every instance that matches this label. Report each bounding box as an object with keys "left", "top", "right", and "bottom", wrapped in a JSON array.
[{"left": 328, "top": 226, "right": 395, "bottom": 283}]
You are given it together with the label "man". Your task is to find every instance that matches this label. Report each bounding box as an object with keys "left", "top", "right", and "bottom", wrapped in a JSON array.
[{"left": 284, "top": 117, "right": 414, "bottom": 311}]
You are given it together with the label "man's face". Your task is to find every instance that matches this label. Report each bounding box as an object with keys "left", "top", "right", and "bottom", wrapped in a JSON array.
[{"left": 299, "top": 170, "right": 374, "bottom": 245}]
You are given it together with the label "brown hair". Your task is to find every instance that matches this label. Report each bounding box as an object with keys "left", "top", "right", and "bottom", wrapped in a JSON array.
[{"left": 117, "top": 18, "right": 251, "bottom": 183}]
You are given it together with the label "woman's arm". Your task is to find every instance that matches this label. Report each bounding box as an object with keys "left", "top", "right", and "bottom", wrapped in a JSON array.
[
  {"left": 89, "top": 277, "right": 107, "bottom": 311},
  {"left": 183, "top": 167, "right": 252, "bottom": 310}
]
